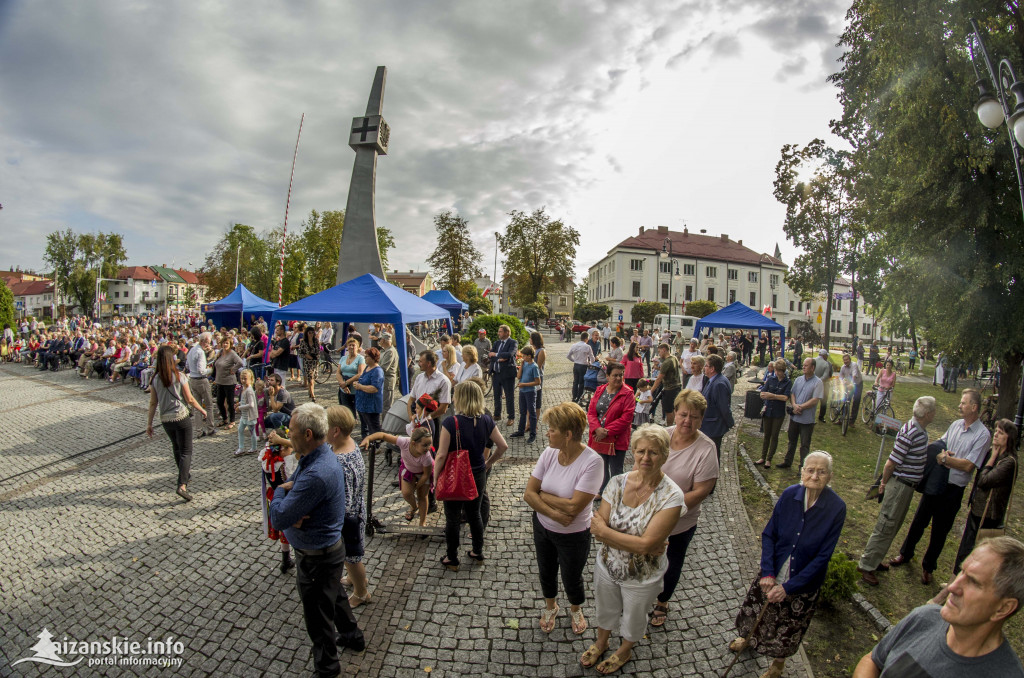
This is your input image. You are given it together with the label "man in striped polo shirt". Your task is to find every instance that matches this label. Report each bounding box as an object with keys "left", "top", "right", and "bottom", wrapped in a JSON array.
[{"left": 857, "top": 396, "right": 937, "bottom": 585}]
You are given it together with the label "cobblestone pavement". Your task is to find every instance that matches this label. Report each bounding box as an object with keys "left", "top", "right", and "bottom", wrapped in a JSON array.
[{"left": 0, "top": 339, "right": 807, "bottom": 677}]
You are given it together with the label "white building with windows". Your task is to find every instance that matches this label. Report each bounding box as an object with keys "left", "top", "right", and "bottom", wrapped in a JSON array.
[{"left": 586, "top": 225, "right": 888, "bottom": 343}]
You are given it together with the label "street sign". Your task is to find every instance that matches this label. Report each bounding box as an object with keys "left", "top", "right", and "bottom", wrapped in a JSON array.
[
  {"left": 15, "top": 301, "right": 23, "bottom": 310},
  {"left": 874, "top": 414, "right": 902, "bottom": 433},
  {"left": 618, "top": 313, "right": 623, "bottom": 321}
]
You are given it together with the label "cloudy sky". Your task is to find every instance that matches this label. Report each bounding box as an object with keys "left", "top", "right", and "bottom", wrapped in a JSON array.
[{"left": 0, "top": 0, "right": 848, "bottom": 283}]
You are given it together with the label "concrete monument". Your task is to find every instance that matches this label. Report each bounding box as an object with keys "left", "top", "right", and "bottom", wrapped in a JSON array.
[{"left": 336, "top": 66, "right": 390, "bottom": 285}]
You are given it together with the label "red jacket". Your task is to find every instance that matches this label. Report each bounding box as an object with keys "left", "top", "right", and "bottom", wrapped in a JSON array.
[{"left": 587, "top": 383, "right": 636, "bottom": 454}]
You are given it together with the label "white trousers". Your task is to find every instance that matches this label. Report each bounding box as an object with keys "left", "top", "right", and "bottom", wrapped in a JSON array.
[{"left": 594, "top": 558, "right": 664, "bottom": 643}]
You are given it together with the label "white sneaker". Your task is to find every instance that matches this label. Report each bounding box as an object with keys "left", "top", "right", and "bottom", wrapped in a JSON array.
[{"left": 233, "top": 448, "right": 246, "bottom": 457}]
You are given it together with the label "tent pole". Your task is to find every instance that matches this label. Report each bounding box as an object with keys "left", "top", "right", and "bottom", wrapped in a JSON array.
[{"left": 395, "top": 322, "right": 409, "bottom": 395}]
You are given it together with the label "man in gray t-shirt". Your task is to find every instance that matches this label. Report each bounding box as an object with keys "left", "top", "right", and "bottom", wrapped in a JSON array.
[
  {"left": 778, "top": 357, "right": 823, "bottom": 469},
  {"left": 853, "top": 538, "right": 1024, "bottom": 677}
]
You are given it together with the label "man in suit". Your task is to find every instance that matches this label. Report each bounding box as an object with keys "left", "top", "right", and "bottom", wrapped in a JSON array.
[
  {"left": 488, "top": 324, "right": 518, "bottom": 426},
  {"left": 700, "top": 353, "right": 735, "bottom": 460}
]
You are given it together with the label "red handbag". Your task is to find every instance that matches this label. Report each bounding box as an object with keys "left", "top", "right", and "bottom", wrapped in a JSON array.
[{"left": 435, "top": 418, "right": 479, "bottom": 502}]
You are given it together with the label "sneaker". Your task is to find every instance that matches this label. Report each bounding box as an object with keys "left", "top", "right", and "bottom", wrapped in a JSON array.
[
  {"left": 234, "top": 449, "right": 247, "bottom": 457},
  {"left": 527, "top": 435, "right": 536, "bottom": 444},
  {"left": 509, "top": 432, "right": 525, "bottom": 438}
]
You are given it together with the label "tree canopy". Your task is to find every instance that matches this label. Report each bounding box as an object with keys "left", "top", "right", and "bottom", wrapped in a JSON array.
[
  {"left": 685, "top": 299, "right": 717, "bottom": 318},
  {"left": 631, "top": 301, "right": 669, "bottom": 325},
  {"left": 498, "top": 209, "right": 579, "bottom": 308},
  {"left": 426, "top": 210, "right": 483, "bottom": 301},
  {"left": 0, "top": 280, "right": 14, "bottom": 331},
  {"left": 829, "top": 0, "right": 1024, "bottom": 417},
  {"left": 42, "top": 229, "right": 128, "bottom": 316}
]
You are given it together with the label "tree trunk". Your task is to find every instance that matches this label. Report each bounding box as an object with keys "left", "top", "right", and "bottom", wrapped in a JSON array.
[
  {"left": 996, "top": 351, "right": 1023, "bottom": 425},
  {"left": 907, "top": 307, "right": 918, "bottom": 355},
  {"left": 823, "top": 280, "right": 836, "bottom": 350}
]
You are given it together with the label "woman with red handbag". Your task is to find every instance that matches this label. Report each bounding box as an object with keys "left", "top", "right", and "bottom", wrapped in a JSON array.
[
  {"left": 434, "top": 380, "right": 509, "bottom": 571},
  {"left": 587, "top": 362, "right": 636, "bottom": 495}
]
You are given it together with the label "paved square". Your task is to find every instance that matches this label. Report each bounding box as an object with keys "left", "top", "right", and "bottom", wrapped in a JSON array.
[{"left": 0, "top": 341, "right": 806, "bottom": 677}]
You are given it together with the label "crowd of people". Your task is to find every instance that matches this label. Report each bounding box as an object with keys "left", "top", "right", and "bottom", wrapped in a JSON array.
[{"left": 7, "top": 312, "right": 1023, "bottom": 677}]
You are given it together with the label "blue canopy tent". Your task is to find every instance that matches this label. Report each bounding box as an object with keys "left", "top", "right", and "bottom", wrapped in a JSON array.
[
  {"left": 265, "top": 273, "right": 450, "bottom": 395},
  {"left": 692, "top": 301, "right": 786, "bottom": 357},
  {"left": 201, "top": 284, "right": 279, "bottom": 330},
  {"left": 421, "top": 290, "right": 468, "bottom": 335}
]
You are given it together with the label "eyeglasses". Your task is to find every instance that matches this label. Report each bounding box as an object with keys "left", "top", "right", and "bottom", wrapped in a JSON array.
[{"left": 802, "top": 467, "right": 830, "bottom": 477}]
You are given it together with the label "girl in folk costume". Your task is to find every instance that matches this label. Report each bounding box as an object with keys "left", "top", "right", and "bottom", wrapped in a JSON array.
[
  {"left": 259, "top": 427, "right": 298, "bottom": 573},
  {"left": 406, "top": 394, "right": 439, "bottom": 436}
]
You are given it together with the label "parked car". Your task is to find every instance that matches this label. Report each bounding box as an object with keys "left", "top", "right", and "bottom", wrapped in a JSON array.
[{"left": 571, "top": 323, "right": 592, "bottom": 334}]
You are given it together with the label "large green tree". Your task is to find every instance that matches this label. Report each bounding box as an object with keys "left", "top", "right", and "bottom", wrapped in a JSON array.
[
  {"left": 773, "top": 140, "right": 857, "bottom": 349},
  {"left": 426, "top": 210, "right": 484, "bottom": 301},
  {"left": 43, "top": 229, "right": 129, "bottom": 316},
  {"left": 631, "top": 301, "right": 669, "bottom": 326},
  {"left": 498, "top": 209, "right": 580, "bottom": 307},
  {"left": 830, "top": 0, "right": 1024, "bottom": 418},
  {"left": 0, "top": 280, "right": 14, "bottom": 331}
]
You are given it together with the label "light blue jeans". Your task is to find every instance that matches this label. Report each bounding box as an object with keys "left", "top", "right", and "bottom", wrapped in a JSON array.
[{"left": 237, "top": 417, "right": 258, "bottom": 451}]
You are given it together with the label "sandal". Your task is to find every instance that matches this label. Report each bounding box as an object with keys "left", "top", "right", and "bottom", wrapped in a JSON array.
[
  {"left": 404, "top": 509, "right": 417, "bottom": 522},
  {"left": 650, "top": 601, "right": 668, "bottom": 627},
  {"left": 728, "top": 637, "right": 749, "bottom": 653},
  {"left": 596, "top": 651, "right": 630, "bottom": 674},
  {"left": 570, "top": 608, "right": 587, "bottom": 634},
  {"left": 348, "top": 592, "right": 372, "bottom": 608},
  {"left": 466, "top": 550, "right": 485, "bottom": 562},
  {"left": 440, "top": 556, "right": 459, "bottom": 572},
  {"left": 539, "top": 605, "right": 559, "bottom": 633},
  {"left": 580, "top": 643, "right": 606, "bottom": 668},
  {"left": 754, "top": 459, "right": 766, "bottom": 466}
]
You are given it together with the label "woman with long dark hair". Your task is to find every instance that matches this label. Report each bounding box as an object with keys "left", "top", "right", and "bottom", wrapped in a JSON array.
[
  {"left": 530, "top": 331, "right": 546, "bottom": 409},
  {"left": 146, "top": 345, "right": 207, "bottom": 501},
  {"left": 623, "top": 342, "right": 644, "bottom": 392},
  {"left": 298, "top": 326, "right": 320, "bottom": 402}
]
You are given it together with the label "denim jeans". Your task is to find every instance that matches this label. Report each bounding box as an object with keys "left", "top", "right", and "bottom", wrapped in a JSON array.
[
  {"left": 266, "top": 411, "right": 291, "bottom": 430},
  {"left": 517, "top": 391, "right": 537, "bottom": 435},
  {"left": 237, "top": 416, "right": 258, "bottom": 451},
  {"left": 571, "top": 363, "right": 588, "bottom": 403}
]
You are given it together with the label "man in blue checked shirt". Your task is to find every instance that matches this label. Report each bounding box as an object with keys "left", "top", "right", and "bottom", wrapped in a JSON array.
[{"left": 271, "top": 403, "right": 364, "bottom": 676}]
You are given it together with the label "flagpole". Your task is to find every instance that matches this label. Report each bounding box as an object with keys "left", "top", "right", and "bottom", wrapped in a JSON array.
[{"left": 278, "top": 113, "right": 305, "bottom": 307}]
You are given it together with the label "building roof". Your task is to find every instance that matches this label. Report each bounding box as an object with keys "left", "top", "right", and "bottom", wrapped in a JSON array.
[
  {"left": 9, "top": 279, "right": 54, "bottom": 296},
  {"left": 150, "top": 265, "right": 187, "bottom": 284},
  {"left": 175, "top": 269, "right": 200, "bottom": 285},
  {"left": 117, "top": 266, "right": 159, "bottom": 281},
  {"left": 611, "top": 226, "right": 787, "bottom": 268}
]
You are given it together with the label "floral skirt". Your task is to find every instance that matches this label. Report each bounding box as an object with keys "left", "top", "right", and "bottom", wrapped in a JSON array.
[{"left": 734, "top": 576, "right": 820, "bottom": 658}]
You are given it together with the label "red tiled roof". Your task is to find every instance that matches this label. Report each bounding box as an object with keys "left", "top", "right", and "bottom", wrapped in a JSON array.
[
  {"left": 117, "top": 266, "right": 159, "bottom": 281},
  {"left": 613, "top": 227, "right": 787, "bottom": 267},
  {"left": 9, "top": 280, "right": 54, "bottom": 296},
  {"left": 175, "top": 269, "right": 200, "bottom": 285}
]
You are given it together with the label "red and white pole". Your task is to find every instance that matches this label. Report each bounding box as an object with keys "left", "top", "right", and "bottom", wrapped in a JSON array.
[{"left": 278, "top": 113, "right": 304, "bottom": 306}]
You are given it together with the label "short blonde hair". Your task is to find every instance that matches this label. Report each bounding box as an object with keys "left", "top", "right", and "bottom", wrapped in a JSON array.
[
  {"left": 239, "top": 368, "right": 254, "bottom": 384},
  {"left": 630, "top": 424, "right": 670, "bottom": 462},
  {"left": 326, "top": 405, "right": 355, "bottom": 438},
  {"left": 462, "top": 344, "right": 478, "bottom": 364},
  {"left": 673, "top": 388, "right": 707, "bottom": 417},
  {"left": 542, "top": 402, "right": 588, "bottom": 441},
  {"left": 453, "top": 380, "right": 485, "bottom": 417}
]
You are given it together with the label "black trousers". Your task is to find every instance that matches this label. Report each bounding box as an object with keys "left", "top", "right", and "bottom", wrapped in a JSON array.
[
  {"left": 658, "top": 525, "right": 698, "bottom": 603},
  {"left": 898, "top": 484, "right": 966, "bottom": 573},
  {"left": 761, "top": 416, "right": 785, "bottom": 462},
  {"left": 571, "top": 363, "right": 588, "bottom": 402},
  {"left": 162, "top": 417, "right": 193, "bottom": 487},
  {"left": 444, "top": 467, "right": 487, "bottom": 563},
  {"left": 532, "top": 513, "right": 591, "bottom": 606},
  {"left": 708, "top": 435, "right": 724, "bottom": 461},
  {"left": 358, "top": 411, "right": 381, "bottom": 439},
  {"left": 953, "top": 511, "right": 1001, "bottom": 574},
  {"left": 600, "top": 449, "right": 627, "bottom": 495},
  {"left": 493, "top": 372, "right": 515, "bottom": 421},
  {"left": 216, "top": 385, "right": 235, "bottom": 423},
  {"left": 295, "top": 546, "right": 364, "bottom": 678},
  {"left": 781, "top": 421, "right": 815, "bottom": 467}
]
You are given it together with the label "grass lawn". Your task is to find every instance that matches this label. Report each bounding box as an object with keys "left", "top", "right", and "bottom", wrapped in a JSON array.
[{"left": 733, "top": 377, "right": 1023, "bottom": 672}]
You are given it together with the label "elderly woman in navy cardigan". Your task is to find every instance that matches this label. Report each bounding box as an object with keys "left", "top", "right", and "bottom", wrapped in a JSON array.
[{"left": 728, "top": 451, "right": 846, "bottom": 678}]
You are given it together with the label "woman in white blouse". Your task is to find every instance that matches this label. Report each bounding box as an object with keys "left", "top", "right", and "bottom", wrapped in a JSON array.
[
  {"left": 581, "top": 425, "right": 684, "bottom": 674},
  {"left": 454, "top": 345, "right": 483, "bottom": 384}
]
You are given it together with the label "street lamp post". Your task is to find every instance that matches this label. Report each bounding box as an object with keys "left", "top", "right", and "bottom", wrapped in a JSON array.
[
  {"left": 968, "top": 19, "right": 1024, "bottom": 433},
  {"left": 234, "top": 244, "right": 241, "bottom": 288},
  {"left": 660, "top": 237, "right": 680, "bottom": 333}
]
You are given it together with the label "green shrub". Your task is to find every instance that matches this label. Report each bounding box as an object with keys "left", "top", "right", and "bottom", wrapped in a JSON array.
[
  {"left": 819, "top": 552, "right": 859, "bottom": 606},
  {"left": 467, "top": 314, "right": 529, "bottom": 347}
]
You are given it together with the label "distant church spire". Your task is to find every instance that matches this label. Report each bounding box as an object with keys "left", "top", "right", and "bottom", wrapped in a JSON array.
[{"left": 773, "top": 243, "right": 782, "bottom": 260}]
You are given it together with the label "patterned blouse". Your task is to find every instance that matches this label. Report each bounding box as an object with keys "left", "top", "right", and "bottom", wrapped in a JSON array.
[
  {"left": 335, "top": 448, "right": 366, "bottom": 563},
  {"left": 599, "top": 473, "right": 685, "bottom": 583}
]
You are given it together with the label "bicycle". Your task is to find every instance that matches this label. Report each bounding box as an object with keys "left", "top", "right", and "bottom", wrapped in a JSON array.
[
  {"left": 861, "top": 387, "right": 895, "bottom": 435},
  {"left": 828, "top": 383, "right": 854, "bottom": 436},
  {"left": 313, "top": 347, "right": 339, "bottom": 385},
  {"left": 891, "top": 357, "right": 907, "bottom": 376}
]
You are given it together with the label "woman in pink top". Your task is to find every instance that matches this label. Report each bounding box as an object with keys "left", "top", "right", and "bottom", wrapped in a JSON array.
[
  {"left": 622, "top": 343, "right": 644, "bottom": 391},
  {"left": 651, "top": 388, "right": 720, "bottom": 626},
  {"left": 524, "top": 402, "right": 604, "bottom": 636},
  {"left": 876, "top": 360, "right": 897, "bottom": 396}
]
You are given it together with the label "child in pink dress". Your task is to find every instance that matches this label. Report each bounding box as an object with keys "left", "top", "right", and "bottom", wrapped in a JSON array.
[{"left": 361, "top": 427, "right": 434, "bottom": 526}]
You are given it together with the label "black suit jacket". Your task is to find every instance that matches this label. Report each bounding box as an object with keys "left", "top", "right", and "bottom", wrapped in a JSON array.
[{"left": 492, "top": 338, "right": 519, "bottom": 378}]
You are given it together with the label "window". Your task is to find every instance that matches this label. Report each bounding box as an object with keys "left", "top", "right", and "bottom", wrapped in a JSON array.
[
  {"left": 609, "top": 282, "right": 614, "bottom": 297},
  {"left": 661, "top": 283, "right": 669, "bottom": 300},
  {"left": 727, "top": 269, "right": 738, "bottom": 281},
  {"left": 632, "top": 281, "right": 641, "bottom": 297},
  {"left": 790, "top": 300, "right": 795, "bottom": 311},
  {"left": 748, "top": 271, "right": 758, "bottom": 283},
  {"left": 114, "top": 291, "right": 120, "bottom": 299},
  {"left": 706, "top": 266, "right": 717, "bottom": 278},
  {"left": 559, "top": 296, "right": 566, "bottom": 307},
  {"left": 750, "top": 292, "right": 757, "bottom": 306},
  {"left": 707, "top": 287, "right": 715, "bottom": 302},
  {"left": 659, "top": 261, "right": 672, "bottom": 274},
  {"left": 833, "top": 298, "right": 842, "bottom": 311},
  {"left": 863, "top": 323, "right": 872, "bottom": 335},
  {"left": 685, "top": 285, "right": 693, "bottom": 301},
  {"left": 155, "top": 292, "right": 160, "bottom": 298},
  {"left": 610, "top": 260, "right": 615, "bottom": 272},
  {"left": 770, "top": 274, "right": 779, "bottom": 287},
  {"left": 143, "top": 291, "right": 149, "bottom": 299},
  {"left": 683, "top": 264, "right": 695, "bottom": 276},
  {"left": 831, "top": 319, "right": 841, "bottom": 333},
  {"left": 630, "top": 258, "right": 644, "bottom": 271},
  {"left": 729, "top": 289, "right": 736, "bottom": 303},
  {"left": 772, "top": 294, "right": 778, "bottom": 309}
]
